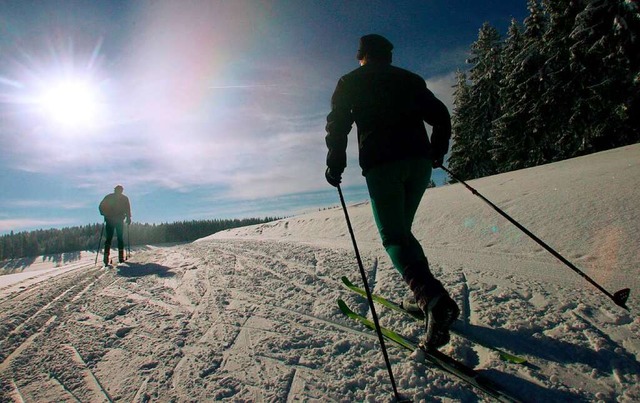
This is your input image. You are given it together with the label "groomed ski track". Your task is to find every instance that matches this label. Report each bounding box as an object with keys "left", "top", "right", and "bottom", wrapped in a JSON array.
[{"left": 1, "top": 238, "right": 638, "bottom": 401}]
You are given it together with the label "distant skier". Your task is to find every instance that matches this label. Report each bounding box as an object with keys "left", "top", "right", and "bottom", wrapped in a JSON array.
[
  {"left": 325, "top": 34, "right": 459, "bottom": 348},
  {"left": 99, "top": 185, "right": 132, "bottom": 265}
]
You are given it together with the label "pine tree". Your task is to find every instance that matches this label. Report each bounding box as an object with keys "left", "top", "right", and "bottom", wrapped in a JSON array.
[
  {"left": 516, "top": 0, "right": 553, "bottom": 166},
  {"left": 491, "top": 18, "right": 529, "bottom": 172},
  {"left": 538, "top": 0, "right": 585, "bottom": 160},
  {"left": 455, "top": 22, "right": 503, "bottom": 179},
  {"left": 569, "top": 0, "right": 640, "bottom": 152},
  {"left": 449, "top": 70, "right": 476, "bottom": 180}
]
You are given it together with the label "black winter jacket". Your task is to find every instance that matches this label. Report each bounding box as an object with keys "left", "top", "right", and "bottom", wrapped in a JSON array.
[
  {"left": 99, "top": 193, "right": 131, "bottom": 222},
  {"left": 325, "top": 63, "right": 451, "bottom": 175}
]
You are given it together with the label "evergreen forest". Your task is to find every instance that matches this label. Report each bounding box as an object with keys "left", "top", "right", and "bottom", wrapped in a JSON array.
[
  {"left": 447, "top": 0, "right": 639, "bottom": 181},
  {"left": 0, "top": 218, "right": 279, "bottom": 261}
]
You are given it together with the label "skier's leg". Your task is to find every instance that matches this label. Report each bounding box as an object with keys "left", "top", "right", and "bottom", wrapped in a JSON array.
[
  {"left": 104, "top": 221, "right": 115, "bottom": 265},
  {"left": 401, "top": 158, "right": 433, "bottom": 265},
  {"left": 366, "top": 159, "right": 428, "bottom": 272},
  {"left": 115, "top": 222, "right": 125, "bottom": 262},
  {"left": 369, "top": 158, "right": 459, "bottom": 348}
]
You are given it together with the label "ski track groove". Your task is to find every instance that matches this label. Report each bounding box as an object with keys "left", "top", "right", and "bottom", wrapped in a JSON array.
[
  {"left": 1, "top": 265, "right": 126, "bottom": 401},
  {"left": 69, "top": 270, "right": 110, "bottom": 304},
  {"left": 0, "top": 262, "right": 96, "bottom": 303},
  {"left": 211, "top": 241, "right": 364, "bottom": 310},
  {"left": 569, "top": 310, "right": 640, "bottom": 388},
  {"left": 8, "top": 378, "right": 25, "bottom": 403},
  {"left": 0, "top": 267, "right": 105, "bottom": 363},
  {"left": 49, "top": 372, "right": 83, "bottom": 403},
  {"left": 120, "top": 252, "right": 215, "bottom": 397},
  {"left": 266, "top": 305, "right": 379, "bottom": 342},
  {"left": 0, "top": 264, "right": 98, "bottom": 306},
  {"left": 199, "top": 239, "right": 383, "bottom": 340},
  {"left": 0, "top": 315, "right": 58, "bottom": 373},
  {"left": 166, "top": 240, "right": 387, "bottom": 400},
  {"left": 3, "top": 284, "right": 76, "bottom": 342},
  {"left": 234, "top": 254, "right": 318, "bottom": 298},
  {"left": 65, "top": 343, "right": 114, "bottom": 403},
  {"left": 216, "top": 245, "right": 324, "bottom": 287},
  {"left": 212, "top": 242, "right": 319, "bottom": 277},
  {"left": 195, "top": 279, "right": 375, "bottom": 343},
  {"left": 211, "top": 278, "right": 354, "bottom": 341},
  {"left": 219, "top": 314, "right": 253, "bottom": 369},
  {"left": 283, "top": 367, "right": 297, "bottom": 403},
  {"left": 0, "top": 269, "right": 97, "bottom": 306}
]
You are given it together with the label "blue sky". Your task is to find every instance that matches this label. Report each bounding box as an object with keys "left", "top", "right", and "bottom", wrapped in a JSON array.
[{"left": 0, "top": 0, "right": 529, "bottom": 234}]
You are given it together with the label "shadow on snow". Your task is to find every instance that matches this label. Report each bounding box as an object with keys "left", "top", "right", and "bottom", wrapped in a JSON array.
[{"left": 116, "top": 262, "right": 175, "bottom": 278}]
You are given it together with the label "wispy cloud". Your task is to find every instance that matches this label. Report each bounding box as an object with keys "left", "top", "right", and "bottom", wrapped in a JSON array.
[
  {"left": 3, "top": 70, "right": 331, "bottom": 198},
  {"left": 1, "top": 199, "right": 89, "bottom": 210},
  {"left": 208, "top": 84, "right": 279, "bottom": 90},
  {"left": 0, "top": 218, "right": 75, "bottom": 233}
]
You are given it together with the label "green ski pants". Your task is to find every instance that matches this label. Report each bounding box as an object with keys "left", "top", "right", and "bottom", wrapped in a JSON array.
[{"left": 365, "top": 158, "right": 432, "bottom": 275}]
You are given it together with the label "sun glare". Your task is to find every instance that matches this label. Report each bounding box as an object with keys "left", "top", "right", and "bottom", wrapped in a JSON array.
[{"left": 39, "top": 79, "right": 100, "bottom": 128}]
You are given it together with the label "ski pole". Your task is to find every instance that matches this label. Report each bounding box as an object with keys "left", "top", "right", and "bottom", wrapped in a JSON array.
[
  {"left": 336, "top": 185, "right": 406, "bottom": 402},
  {"left": 94, "top": 222, "right": 105, "bottom": 266},
  {"left": 440, "top": 165, "right": 630, "bottom": 311},
  {"left": 127, "top": 222, "right": 131, "bottom": 260}
]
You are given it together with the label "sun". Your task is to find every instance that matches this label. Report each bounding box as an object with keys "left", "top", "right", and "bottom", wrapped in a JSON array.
[{"left": 38, "top": 79, "right": 101, "bottom": 128}]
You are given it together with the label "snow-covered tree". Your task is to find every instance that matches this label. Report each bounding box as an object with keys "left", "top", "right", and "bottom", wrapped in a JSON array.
[
  {"left": 538, "top": 0, "right": 585, "bottom": 160},
  {"left": 491, "top": 18, "right": 530, "bottom": 172},
  {"left": 449, "top": 22, "right": 502, "bottom": 179},
  {"left": 569, "top": 0, "right": 640, "bottom": 152},
  {"left": 448, "top": 71, "right": 475, "bottom": 180},
  {"left": 518, "top": 0, "right": 554, "bottom": 166},
  {"left": 450, "top": 0, "right": 639, "bottom": 179}
]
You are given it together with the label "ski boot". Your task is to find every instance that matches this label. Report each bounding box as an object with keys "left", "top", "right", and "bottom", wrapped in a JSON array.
[
  {"left": 400, "top": 296, "right": 422, "bottom": 314},
  {"left": 403, "top": 261, "right": 460, "bottom": 349}
]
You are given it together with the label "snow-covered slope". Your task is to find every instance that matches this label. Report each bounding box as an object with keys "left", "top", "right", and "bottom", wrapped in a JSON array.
[{"left": 1, "top": 144, "right": 639, "bottom": 402}]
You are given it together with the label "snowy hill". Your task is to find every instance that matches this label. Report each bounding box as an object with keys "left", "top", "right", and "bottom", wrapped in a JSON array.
[{"left": 1, "top": 144, "right": 639, "bottom": 402}]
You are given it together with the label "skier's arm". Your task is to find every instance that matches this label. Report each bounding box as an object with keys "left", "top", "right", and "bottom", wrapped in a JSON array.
[
  {"left": 99, "top": 196, "right": 109, "bottom": 217},
  {"left": 125, "top": 197, "right": 132, "bottom": 224},
  {"left": 325, "top": 77, "right": 353, "bottom": 173},
  {"left": 420, "top": 84, "right": 451, "bottom": 163}
]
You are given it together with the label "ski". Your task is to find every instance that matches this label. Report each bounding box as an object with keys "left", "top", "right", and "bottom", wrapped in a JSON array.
[
  {"left": 338, "top": 299, "right": 522, "bottom": 403},
  {"left": 341, "top": 276, "right": 527, "bottom": 364}
]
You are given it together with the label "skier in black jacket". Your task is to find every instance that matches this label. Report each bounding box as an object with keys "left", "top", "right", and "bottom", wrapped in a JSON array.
[
  {"left": 99, "top": 185, "right": 132, "bottom": 265},
  {"left": 325, "top": 34, "right": 459, "bottom": 348}
]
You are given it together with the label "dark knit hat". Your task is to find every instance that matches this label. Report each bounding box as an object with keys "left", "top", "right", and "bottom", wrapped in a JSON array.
[{"left": 357, "top": 34, "right": 393, "bottom": 60}]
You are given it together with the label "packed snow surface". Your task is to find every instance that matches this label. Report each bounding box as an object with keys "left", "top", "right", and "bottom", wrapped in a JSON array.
[{"left": 1, "top": 144, "right": 639, "bottom": 402}]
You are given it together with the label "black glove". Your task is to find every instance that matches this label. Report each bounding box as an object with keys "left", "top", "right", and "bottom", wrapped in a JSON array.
[
  {"left": 325, "top": 167, "right": 343, "bottom": 187},
  {"left": 429, "top": 148, "right": 446, "bottom": 169},
  {"left": 431, "top": 156, "right": 444, "bottom": 169}
]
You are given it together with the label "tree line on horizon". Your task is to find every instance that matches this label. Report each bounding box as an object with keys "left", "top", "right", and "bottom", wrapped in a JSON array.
[
  {"left": 0, "top": 217, "right": 280, "bottom": 261},
  {"left": 447, "top": 0, "right": 639, "bottom": 181}
]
